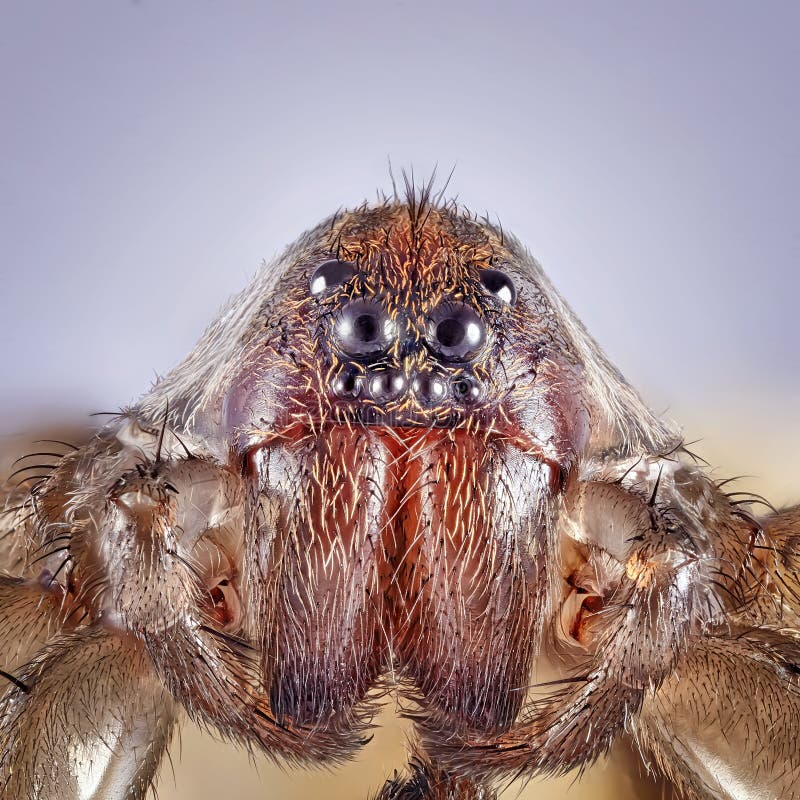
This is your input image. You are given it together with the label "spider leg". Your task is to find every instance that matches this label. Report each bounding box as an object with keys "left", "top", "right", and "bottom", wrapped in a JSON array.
[
  {"left": 0, "top": 474, "right": 82, "bottom": 681},
  {"left": 0, "top": 466, "right": 177, "bottom": 799},
  {"left": 633, "top": 626, "right": 800, "bottom": 800},
  {"left": 625, "top": 504, "right": 798, "bottom": 799},
  {"left": 756, "top": 504, "right": 800, "bottom": 622},
  {"left": 86, "top": 449, "right": 361, "bottom": 765},
  {"left": 0, "top": 480, "right": 32, "bottom": 575},
  {"left": 0, "top": 575, "right": 71, "bottom": 677},
  {"left": 0, "top": 626, "right": 176, "bottom": 800},
  {"left": 65, "top": 427, "right": 356, "bottom": 764},
  {"left": 0, "top": 423, "right": 358, "bottom": 797},
  {"left": 421, "top": 456, "right": 756, "bottom": 781}
]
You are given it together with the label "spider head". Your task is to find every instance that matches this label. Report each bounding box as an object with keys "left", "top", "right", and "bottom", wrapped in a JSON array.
[{"left": 222, "top": 202, "right": 589, "bottom": 466}]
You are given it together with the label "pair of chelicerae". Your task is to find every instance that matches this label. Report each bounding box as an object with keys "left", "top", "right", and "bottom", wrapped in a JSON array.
[{"left": 1, "top": 193, "right": 798, "bottom": 800}]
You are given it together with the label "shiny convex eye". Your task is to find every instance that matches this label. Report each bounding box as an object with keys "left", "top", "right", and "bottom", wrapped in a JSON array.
[
  {"left": 334, "top": 299, "right": 396, "bottom": 357},
  {"left": 310, "top": 259, "right": 357, "bottom": 295},
  {"left": 479, "top": 268, "right": 516, "bottom": 304},
  {"left": 426, "top": 303, "right": 486, "bottom": 362}
]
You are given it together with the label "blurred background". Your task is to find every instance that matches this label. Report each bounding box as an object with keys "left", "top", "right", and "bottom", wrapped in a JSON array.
[{"left": 1, "top": 2, "right": 797, "bottom": 798}]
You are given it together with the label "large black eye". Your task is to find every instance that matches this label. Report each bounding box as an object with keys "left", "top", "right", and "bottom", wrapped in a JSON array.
[
  {"left": 334, "top": 300, "right": 396, "bottom": 357},
  {"left": 426, "top": 303, "right": 486, "bottom": 362},
  {"left": 479, "top": 268, "right": 516, "bottom": 304},
  {"left": 310, "top": 259, "right": 357, "bottom": 295}
]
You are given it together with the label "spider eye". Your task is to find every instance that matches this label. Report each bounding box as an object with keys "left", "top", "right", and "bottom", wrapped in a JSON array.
[
  {"left": 367, "top": 369, "right": 406, "bottom": 402},
  {"left": 427, "top": 303, "right": 486, "bottom": 362},
  {"left": 331, "top": 366, "right": 363, "bottom": 398},
  {"left": 334, "top": 300, "right": 396, "bottom": 357},
  {"left": 479, "top": 268, "right": 516, "bottom": 304},
  {"left": 310, "top": 259, "right": 357, "bottom": 295},
  {"left": 451, "top": 375, "right": 482, "bottom": 404}
]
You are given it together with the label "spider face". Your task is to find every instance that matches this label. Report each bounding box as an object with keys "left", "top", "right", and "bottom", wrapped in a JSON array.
[
  {"left": 313, "top": 257, "right": 511, "bottom": 427},
  {"left": 223, "top": 203, "right": 586, "bottom": 461}
]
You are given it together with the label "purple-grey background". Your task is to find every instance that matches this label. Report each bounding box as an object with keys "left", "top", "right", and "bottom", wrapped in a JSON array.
[
  {"left": 1, "top": 4, "right": 799, "bottom": 796},
  {"left": 3, "top": 3, "right": 798, "bottom": 439}
]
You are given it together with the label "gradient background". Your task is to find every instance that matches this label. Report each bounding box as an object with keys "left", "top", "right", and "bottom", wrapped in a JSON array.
[{"left": 1, "top": 2, "right": 798, "bottom": 798}]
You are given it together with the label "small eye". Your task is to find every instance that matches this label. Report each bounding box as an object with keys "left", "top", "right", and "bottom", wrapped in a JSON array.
[
  {"left": 331, "top": 366, "right": 363, "bottom": 398},
  {"left": 334, "top": 300, "right": 396, "bottom": 357},
  {"left": 427, "top": 303, "right": 486, "bottom": 362},
  {"left": 367, "top": 369, "right": 406, "bottom": 403},
  {"left": 411, "top": 371, "right": 448, "bottom": 406},
  {"left": 479, "top": 268, "right": 516, "bottom": 304},
  {"left": 451, "top": 375, "right": 482, "bottom": 405},
  {"left": 310, "top": 259, "right": 357, "bottom": 295}
]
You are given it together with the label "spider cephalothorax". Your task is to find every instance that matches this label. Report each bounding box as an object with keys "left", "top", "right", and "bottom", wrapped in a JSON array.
[{"left": 1, "top": 187, "right": 798, "bottom": 800}]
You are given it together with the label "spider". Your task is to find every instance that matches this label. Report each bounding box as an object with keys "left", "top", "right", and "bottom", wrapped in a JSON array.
[{"left": 1, "top": 184, "right": 797, "bottom": 800}]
